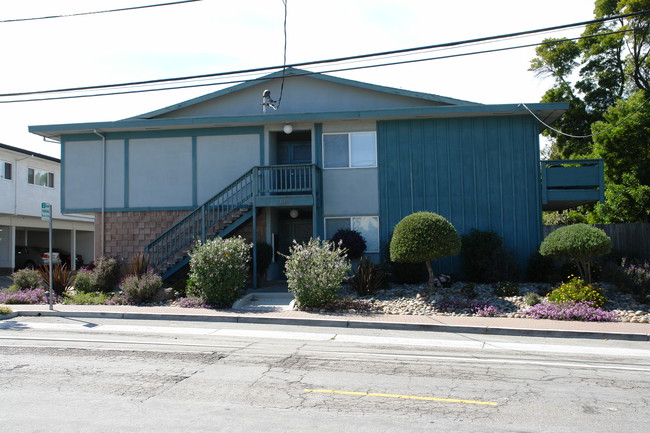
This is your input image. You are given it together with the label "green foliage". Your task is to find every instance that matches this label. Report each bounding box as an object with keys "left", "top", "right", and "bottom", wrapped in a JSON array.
[
  {"left": 119, "top": 269, "right": 162, "bottom": 304},
  {"left": 73, "top": 269, "right": 95, "bottom": 293},
  {"left": 0, "top": 306, "right": 12, "bottom": 315},
  {"left": 11, "top": 268, "right": 42, "bottom": 290},
  {"left": 540, "top": 224, "right": 612, "bottom": 283},
  {"left": 523, "top": 292, "right": 542, "bottom": 307},
  {"left": 63, "top": 291, "right": 112, "bottom": 305},
  {"left": 283, "top": 238, "right": 349, "bottom": 310},
  {"left": 187, "top": 236, "right": 251, "bottom": 308},
  {"left": 349, "top": 257, "right": 388, "bottom": 296},
  {"left": 92, "top": 257, "right": 122, "bottom": 292},
  {"left": 124, "top": 253, "right": 150, "bottom": 277},
  {"left": 37, "top": 264, "right": 74, "bottom": 296},
  {"left": 331, "top": 229, "right": 367, "bottom": 259},
  {"left": 526, "top": 252, "right": 560, "bottom": 283},
  {"left": 492, "top": 281, "right": 520, "bottom": 298},
  {"left": 390, "top": 212, "right": 460, "bottom": 288},
  {"left": 459, "top": 283, "right": 478, "bottom": 300},
  {"left": 547, "top": 276, "right": 607, "bottom": 308},
  {"left": 460, "top": 229, "right": 520, "bottom": 283}
]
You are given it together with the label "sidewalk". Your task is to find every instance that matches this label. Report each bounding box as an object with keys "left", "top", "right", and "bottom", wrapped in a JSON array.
[{"left": 4, "top": 303, "right": 649, "bottom": 341}]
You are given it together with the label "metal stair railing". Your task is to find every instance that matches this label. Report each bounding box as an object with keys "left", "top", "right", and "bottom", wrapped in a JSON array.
[{"left": 145, "top": 168, "right": 255, "bottom": 271}]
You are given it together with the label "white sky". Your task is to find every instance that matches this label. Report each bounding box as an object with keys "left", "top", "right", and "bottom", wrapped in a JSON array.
[{"left": 0, "top": 0, "right": 596, "bottom": 157}]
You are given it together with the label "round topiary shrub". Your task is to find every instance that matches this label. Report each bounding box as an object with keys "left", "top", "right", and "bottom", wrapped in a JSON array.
[
  {"left": 540, "top": 224, "right": 612, "bottom": 283},
  {"left": 390, "top": 212, "right": 461, "bottom": 289},
  {"left": 331, "top": 229, "right": 367, "bottom": 259}
]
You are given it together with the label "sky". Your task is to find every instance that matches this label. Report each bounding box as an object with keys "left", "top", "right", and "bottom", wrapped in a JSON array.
[{"left": 0, "top": 0, "right": 597, "bottom": 158}]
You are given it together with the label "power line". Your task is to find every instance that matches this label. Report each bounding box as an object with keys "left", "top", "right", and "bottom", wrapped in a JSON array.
[
  {"left": 1, "top": 26, "right": 643, "bottom": 104},
  {"left": 1, "top": 9, "right": 647, "bottom": 100},
  {"left": 0, "top": 0, "right": 201, "bottom": 23}
]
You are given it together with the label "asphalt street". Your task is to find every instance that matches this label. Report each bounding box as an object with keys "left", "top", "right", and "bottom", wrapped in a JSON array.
[{"left": 1, "top": 317, "right": 649, "bottom": 432}]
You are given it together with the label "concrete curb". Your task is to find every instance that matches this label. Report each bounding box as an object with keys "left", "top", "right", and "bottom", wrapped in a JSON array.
[{"left": 10, "top": 309, "right": 650, "bottom": 341}]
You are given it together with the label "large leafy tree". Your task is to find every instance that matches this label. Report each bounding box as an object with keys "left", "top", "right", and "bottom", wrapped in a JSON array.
[{"left": 531, "top": 0, "right": 650, "bottom": 222}]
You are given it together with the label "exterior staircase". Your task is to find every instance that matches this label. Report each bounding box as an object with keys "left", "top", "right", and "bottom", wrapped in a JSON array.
[{"left": 145, "top": 164, "right": 319, "bottom": 280}]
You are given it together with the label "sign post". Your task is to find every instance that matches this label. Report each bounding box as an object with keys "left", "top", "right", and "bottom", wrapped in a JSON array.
[{"left": 41, "top": 203, "right": 53, "bottom": 310}]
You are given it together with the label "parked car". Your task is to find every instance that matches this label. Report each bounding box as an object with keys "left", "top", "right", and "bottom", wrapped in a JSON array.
[
  {"left": 15, "top": 246, "right": 62, "bottom": 269},
  {"left": 52, "top": 249, "right": 83, "bottom": 268}
]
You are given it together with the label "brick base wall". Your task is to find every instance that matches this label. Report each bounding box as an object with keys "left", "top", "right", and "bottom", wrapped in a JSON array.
[{"left": 94, "top": 209, "right": 266, "bottom": 261}]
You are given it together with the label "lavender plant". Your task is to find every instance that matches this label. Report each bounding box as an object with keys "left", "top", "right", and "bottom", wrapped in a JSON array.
[
  {"left": 283, "top": 238, "right": 349, "bottom": 309},
  {"left": 119, "top": 268, "right": 162, "bottom": 304},
  {"left": 525, "top": 301, "right": 619, "bottom": 322},
  {"left": 187, "top": 236, "right": 251, "bottom": 308},
  {"left": 0, "top": 288, "right": 60, "bottom": 304}
]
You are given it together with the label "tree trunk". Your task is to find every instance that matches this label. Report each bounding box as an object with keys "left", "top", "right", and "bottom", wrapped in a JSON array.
[{"left": 425, "top": 261, "right": 435, "bottom": 290}]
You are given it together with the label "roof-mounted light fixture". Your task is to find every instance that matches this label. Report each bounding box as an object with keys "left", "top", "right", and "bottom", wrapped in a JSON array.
[{"left": 261, "top": 89, "right": 277, "bottom": 113}]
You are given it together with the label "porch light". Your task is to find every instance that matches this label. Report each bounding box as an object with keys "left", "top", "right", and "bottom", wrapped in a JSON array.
[
  {"left": 289, "top": 209, "right": 299, "bottom": 219},
  {"left": 283, "top": 123, "right": 293, "bottom": 134}
]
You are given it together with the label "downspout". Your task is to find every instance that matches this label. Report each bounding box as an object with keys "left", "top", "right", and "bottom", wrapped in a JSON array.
[{"left": 93, "top": 130, "right": 106, "bottom": 257}]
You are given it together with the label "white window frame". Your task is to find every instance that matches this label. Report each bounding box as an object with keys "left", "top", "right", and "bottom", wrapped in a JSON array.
[
  {"left": 324, "top": 216, "right": 380, "bottom": 253},
  {"left": 0, "top": 160, "right": 12, "bottom": 181},
  {"left": 28, "top": 167, "right": 54, "bottom": 188},
  {"left": 322, "top": 131, "right": 377, "bottom": 169}
]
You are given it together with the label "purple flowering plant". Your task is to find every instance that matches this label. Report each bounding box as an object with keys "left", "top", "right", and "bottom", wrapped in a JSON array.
[
  {"left": 0, "top": 288, "right": 61, "bottom": 305},
  {"left": 525, "top": 301, "right": 619, "bottom": 322}
]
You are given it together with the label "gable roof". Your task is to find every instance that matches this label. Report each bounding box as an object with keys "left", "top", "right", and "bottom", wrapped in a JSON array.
[{"left": 129, "top": 68, "right": 481, "bottom": 120}]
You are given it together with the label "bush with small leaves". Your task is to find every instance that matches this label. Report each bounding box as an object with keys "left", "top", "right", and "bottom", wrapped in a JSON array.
[
  {"left": 460, "top": 229, "right": 519, "bottom": 283},
  {"left": 283, "top": 238, "right": 349, "bottom": 309},
  {"left": 540, "top": 224, "right": 612, "bottom": 283},
  {"left": 119, "top": 269, "right": 163, "bottom": 305},
  {"left": 523, "top": 292, "right": 542, "bottom": 307},
  {"left": 492, "top": 281, "right": 520, "bottom": 298},
  {"left": 91, "top": 257, "right": 122, "bottom": 292},
  {"left": 331, "top": 229, "right": 367, "bottom": 259},
  {"left": 187, "top": 236, "right": 251, "bottom": 308},
  {"left": 11, "top": 268, "right": 42, "bottom": 290},
  {"left": 547, "top": 276, "right": 607, "bottom": 308},
  {"left": 390, "top": 212, "right": 460, "bottom": 289},
  {"left": 73, "top": 269, "right": 95, "bottom": 293}
]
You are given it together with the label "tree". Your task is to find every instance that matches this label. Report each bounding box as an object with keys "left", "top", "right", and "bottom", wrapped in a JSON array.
[
  {"left": 539, "top": 224, "right": 612, "bottom": 283},
  {"left": 531, "top": 1, "right": 650, "bottom": 222},
  {"left": 389, "top": 212, "right": 461, "bottom": 289}
]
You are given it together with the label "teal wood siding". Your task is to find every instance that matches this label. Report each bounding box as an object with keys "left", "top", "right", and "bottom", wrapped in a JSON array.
[{"left": 377, "top": 116, "right": 542, "bottom": 275}]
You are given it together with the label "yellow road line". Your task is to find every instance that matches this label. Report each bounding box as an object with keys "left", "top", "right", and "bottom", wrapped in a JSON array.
[{"left": 304, "top": 389, "right": 498, "bottom": 406}]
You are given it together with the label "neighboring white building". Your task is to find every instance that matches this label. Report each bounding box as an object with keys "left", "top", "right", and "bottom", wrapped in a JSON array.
[{"left": 0, "top": 143, "right": 94, "bottom": 273}]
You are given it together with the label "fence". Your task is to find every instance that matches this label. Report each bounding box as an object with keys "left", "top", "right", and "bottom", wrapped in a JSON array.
[{"left": 543, "top": 223, "right": 650, "bottom": 260}]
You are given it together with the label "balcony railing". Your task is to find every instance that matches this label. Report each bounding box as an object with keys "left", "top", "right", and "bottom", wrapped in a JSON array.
[{"left": 541, "top": 159, "right": 604, "bottom": 211}]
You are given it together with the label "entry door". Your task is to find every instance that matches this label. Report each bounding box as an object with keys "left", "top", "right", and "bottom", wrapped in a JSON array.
[
  {"left": 277, "top": 218, "right": 313, "bottom": 269},
  {"left": 276, "top": 141, "right": 311, "bottom": 192}
]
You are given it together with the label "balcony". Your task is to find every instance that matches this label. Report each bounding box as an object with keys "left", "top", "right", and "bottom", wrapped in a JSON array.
[
  {"left": 254, "top": 164, "right": 319, "bottom": 207},
  {"left": 541, "top": 159, "right": 605, "bottom": 211}
]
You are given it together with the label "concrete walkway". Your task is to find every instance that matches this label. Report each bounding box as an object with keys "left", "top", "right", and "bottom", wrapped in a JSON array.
[{"left": 3, "top": 302, "right": 649, "bottom": 341}]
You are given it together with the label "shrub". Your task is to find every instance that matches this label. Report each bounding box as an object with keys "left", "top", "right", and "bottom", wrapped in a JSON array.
[
  {"left": 63, "top": 291, "right": 112, "bottom": 305},
  {"left": 119, "top": 269, "right": 163, "bottom": 305},
  {"left": 547, "top": 276, "right": 607, "bottom": 308},
  {"left": 474, "top": 304, "right": 500, "bottom": 317},
  {"left": 124, "top": 253, "right": 150, "bottom": 277},
  {"left": 460, "top": 229, "right": 519, "bottom": 283},
  {"left": 187, "top": 236, "right": 251, "bottom": 308},
  {"left": 0, "top": 288, "right": 59, "bottom": 304},
  {"left": 331, "top": 229, "right": 367, "bottom": 259},
  {"left": 176, "top": 296, "right": 208, "bottom": 309},
  {"left": 73, "top": 269, "right": 95, "bottom": 292},
  {"left": 349, "top": 257, "right": 388, "bottom": 296},
  {"left": 11, "top": 268, "right": 42, "bottom": 290},
  {"left": 0, "top": 306, "right": 12, "bottom": 315},
  {"left": 492, "top": 281, "right": 519, "bottom": 297},
  {"left": 540, "top": 224, "right": 612, "bottom": 283},
  {"left": 460, "top": 283, "right": 478, "bottom": 299},
  {"left": 523, "top": 292, "right": 542, "bottom": 306},
  {"left": 92, "top": 257, "right": 122, "bottom": 292},
  {"left": 283, "top": 238, "right": 349, "bottom": 309},
  {"left": 37, "top": 264, "right": 74, "bottom": 296},
  {"left": 603, "top": 258, "right": 650, "bottom": 303},
  {"left": 526, "top": 252, "right": 560, "bottom": 283},
  {"left": 390, "top": 212, "right": 460, "bottom": 289},
  {"left": 525, "top": 302, "right": 618, "bottom": 322}
]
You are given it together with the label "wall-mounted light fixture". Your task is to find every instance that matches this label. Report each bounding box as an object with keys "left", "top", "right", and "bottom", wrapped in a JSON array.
[
  {"left": 289, "top": 209, "right": 299, "bottom": 219},
  {"left": 283, "top": 123, "right": 293, "bottom": 134}
]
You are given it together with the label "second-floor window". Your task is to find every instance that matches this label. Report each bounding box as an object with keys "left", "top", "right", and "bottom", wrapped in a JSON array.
[
  {"left": 0, "top": 161, "right": 11, "bottom": 180},
  {"left": 323, "top": 132, "right": 377, "bottom": 168},
  {"left": 28, "top": 168, "right": 54, "bottom": 188}
]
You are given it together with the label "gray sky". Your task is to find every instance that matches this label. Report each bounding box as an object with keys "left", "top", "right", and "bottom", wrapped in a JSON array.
[{"left": 0, "top": 0, "right": 595, "bottom": 157}]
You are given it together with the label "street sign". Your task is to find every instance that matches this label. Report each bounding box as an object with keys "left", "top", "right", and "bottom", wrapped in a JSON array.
[{"left": 41, "top": 202, "right": 51, "bottom": 221}]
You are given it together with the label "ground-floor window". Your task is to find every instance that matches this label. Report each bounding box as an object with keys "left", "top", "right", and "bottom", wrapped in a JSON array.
[{"left": 324, "top": 216, "right": 379, "bottom": 253}]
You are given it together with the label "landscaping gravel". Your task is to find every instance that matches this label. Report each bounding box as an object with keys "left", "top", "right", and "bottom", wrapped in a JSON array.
[{"left": 336, "top": 282, "right": 650, "bottom": 323}]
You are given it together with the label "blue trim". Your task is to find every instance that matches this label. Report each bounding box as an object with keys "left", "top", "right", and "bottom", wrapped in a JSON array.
[
  {"left": 259, "top": 132, "right": 265, "bottom": 165},
  {"left": 60, "top": 141, "right": 66, "bottom": 211},
  {"left": 62, "top": 206, "right": 196, "bottom": 213},
  {"left": 314, "top": 123, "right": 323, "bottom": 167},
  {"left": 54, "top": 126, "right": 264, "bottom": 142},
  {"left": 30, "top": 104, "right": 568, "bottom": 138},
  {"left": 124, "top": 139, "right": 129, "bottom": 208},
  {"left": 192, "top": 137, "right": 197, "bottom": 206}
]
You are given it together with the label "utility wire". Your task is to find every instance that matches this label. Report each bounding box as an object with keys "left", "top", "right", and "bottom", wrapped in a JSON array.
[
  {"left": 0, "top": 26, "right": 643, "bottom": 104},
  {"left": 0, "top": 0, "right": 202, "bottom": 23},
  {"left": 1, "top": 9, "right": 648, "bottom": 100}
]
